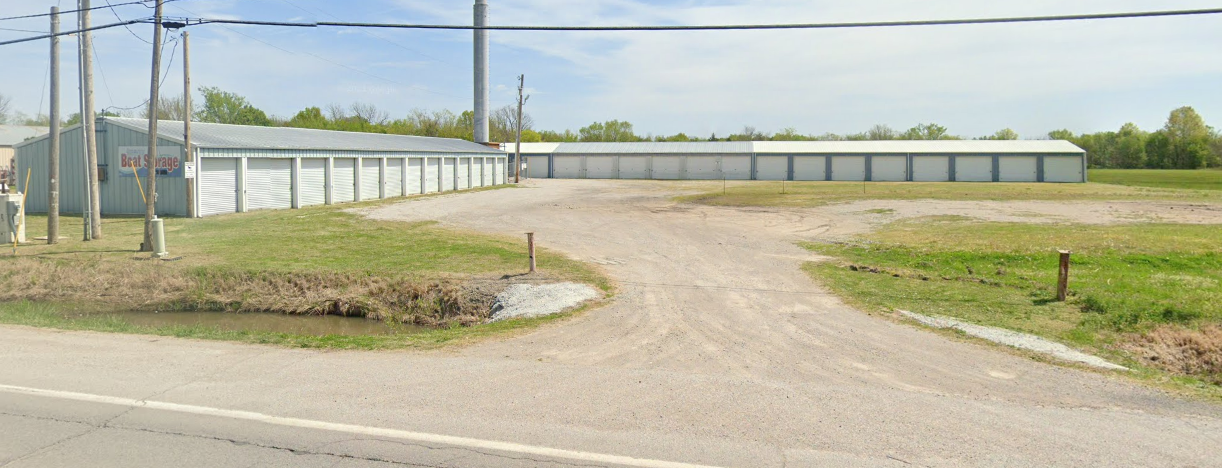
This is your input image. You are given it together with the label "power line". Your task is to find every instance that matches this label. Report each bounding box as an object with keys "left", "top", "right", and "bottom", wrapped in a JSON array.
[
  {"left": 0, "top": 0, "right": 175, "bottom": 23},
  {"left": 0, "top": 18, "right": 146, "bottom": 46},
  {"left": 104, "top": 0, "right": 153, "bottom": 44}
]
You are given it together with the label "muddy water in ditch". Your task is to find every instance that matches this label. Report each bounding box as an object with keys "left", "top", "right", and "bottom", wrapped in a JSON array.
[{"left": 101, "top": 311, "right": 423, "bottom": 336}]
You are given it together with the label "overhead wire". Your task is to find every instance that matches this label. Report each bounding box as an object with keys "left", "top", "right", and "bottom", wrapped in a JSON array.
[
  {"left": 103, "top": 0, "right": 153, "bottom": 44},
  {"left": 0, "top": 0, "right": 179, "bottom": 22}
]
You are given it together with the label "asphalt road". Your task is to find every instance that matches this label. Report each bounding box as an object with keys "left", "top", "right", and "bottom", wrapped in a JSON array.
[{"left": 3, "top": 180, "right": 1220, "bottom": 467}]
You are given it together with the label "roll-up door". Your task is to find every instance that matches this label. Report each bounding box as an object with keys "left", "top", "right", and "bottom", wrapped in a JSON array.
[
  {"left": 407, "top": 158, "right": 423, "bottom": 194},
  {"left": 458, "top": 158, "right": 471, "bottom": 188},
  {"left": 299, "top": 159, "right": 327, "bottom": 206},
  {"left": 246, "top": 158, "right": 293, "bottom": 211},
  {"left": 586, "top": 157, "right": 616, "bottom": 179},
  {"left": 483, "top": 158, "right": 494, "bottom": 185},
  {"left": 386, "top": 159, "right": 404, "bottom": 196},
  {"left": 831, "top": 156, "right": 867, "bottom": 181},
  {"left": 360, "top": 158, "right": 381, "bottom": 200},
  {"left": 442, "top": 158, "right": 456, "bottom": 191},
  {"left": 497, "top": 158, "right": 506, "bottom": 184},
  {"left": 525, "top": 156, "right": 549, "bottom": 179},
  {"left": 619, "top": 157, "right": 649, "bottom": 179},
  {"left": 333, "top": 158, "right": 357, "bottom": 202},
  {"left": 955, "top": 156, "right": 992, "bottom": 182},
  {"left": 472, "top": 158, "right": 485, "bottom": 187},
  {"left": 553, "top": 156, "right": 582, "bottom": 178},
  {"left": 912, "top": 156, "right": 950, "bottom": 182},
  {"left": 871, "top": 156, "right": 908, "bottom": 182},
  {"left": 756, "top": 156, "right": 788, "bottom": 180},
  {"left": 199, "top": 158, "right": 238, "bottom": 216},
  {"left": 686, "top": 156, "right": 720, "bottom": 179},
  {"left": 793, "top": 156, "right": 826, "bottom": 181},
  {"left": 722, "top": 156, "right": 752, "bottom": 180},
  {"left": 999, "top": 157, "right": 1038, "bottom": 182},
  {"left": 651, "top": 156, "right": 682, "bottom": 179},
  {"left": 1043, "top": 156, "right": 1084, "bottom": 183}
]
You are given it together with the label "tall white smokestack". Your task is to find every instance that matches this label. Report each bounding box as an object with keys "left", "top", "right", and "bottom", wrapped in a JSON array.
[{"left": 473, "top": 0, "right": 489, "bottom": 143}]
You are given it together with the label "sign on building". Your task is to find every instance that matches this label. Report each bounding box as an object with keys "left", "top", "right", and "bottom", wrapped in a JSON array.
[{"left": 118, "top": 146, "right": 185, "bottom": 178}]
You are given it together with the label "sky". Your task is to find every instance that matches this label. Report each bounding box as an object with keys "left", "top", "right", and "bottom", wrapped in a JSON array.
[{"left": 1, "top": 0, "right": 1220, "bottom": 139}]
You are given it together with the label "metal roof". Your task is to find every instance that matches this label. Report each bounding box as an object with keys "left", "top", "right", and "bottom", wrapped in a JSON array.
[
  {"left": 502, "top": 142, "right": 562, "bottom": 154},
  {"left": 752, "top": 140, "right": 1084, "bottom": 154},
  {"left": 0, "top": 125, "right": 50, "bottom": 146},
  {"left": 104, "top": 117, "right": 503, "bottom": 154},
  {"left": 553, "top": 141, "right": 753, "bottom": 154}
]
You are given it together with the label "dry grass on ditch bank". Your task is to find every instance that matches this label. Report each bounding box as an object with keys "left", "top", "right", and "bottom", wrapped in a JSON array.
[{"left": 1123, "top": 326, "right": 1222, "bottom": 385}]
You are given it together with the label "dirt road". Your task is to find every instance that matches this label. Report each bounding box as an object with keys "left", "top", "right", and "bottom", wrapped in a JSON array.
[{"left": 4, "top": 180, "right": 1220, "bottom": 467}]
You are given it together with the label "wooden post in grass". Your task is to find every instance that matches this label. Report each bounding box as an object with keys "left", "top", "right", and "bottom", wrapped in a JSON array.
[
  {"left": 1056, "top": 250, "right": 1071, "bottom": 301},
  {"left": 526, "top": 232, "right": 536, "bottom": 273}
]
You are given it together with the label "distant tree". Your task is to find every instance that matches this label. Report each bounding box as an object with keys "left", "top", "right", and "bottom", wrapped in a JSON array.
[
  {"left": 141, "top": 94, "right": 190, "bottom": 121},
  {"left": 286, "top": 107, "right": 329, "bottom": 129},
  {"left": 1113, "top": 123, "right": 1148, "bottom": 168},
  {"left": 981, "top": 128, "right": 1019, "bottom": 140},
  {"left": 489, "top": 104, "right": 534, "bottom": 143},
  {"left": 538, "top": 129, "right": 578, "bottom": 142},
  {"left": 901, "top": 123, "right": 953, "bottom": 140},
  {"left": 579, "top": 120, "right": 638, "bottom": 142},
  {"left": 1047, "top": 129, "right": 1076, "bottom": 141},
  {"left": 196, "top": 86, "right": 270, "bottom": 126},
  {"left": 0, "top": 93, "right": 11, "bottom": 124},
  {"left": 349, "top": 102, "right": 388, "bottom": 126},
  {"left": 520, "top": 129, "right": 543, "bottom": 143},
  {"left": 866, "top": 124, "right": 898, "bottom": 140},
  {"left": 1144, "top": 131, "right": 1172, "bottom": 169},
  {"left": 64, "top": 110, "right": 121, "bottom": 126},
  {"left": 1162, "top": 106, "right": 1212, "bottom": 169}
]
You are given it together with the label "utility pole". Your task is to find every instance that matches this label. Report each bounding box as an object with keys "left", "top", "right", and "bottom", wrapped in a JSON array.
[
  {"left": 81, "top": 0, "right": 101, "bottom": 239},
  {"left": 472, "top": 0, "right": 489, "bottom": 144},
  {"left": 514, "top": 74, "right": 527, "bottom": 183},
  {"left": 48, "top": 7, "right": 60, "bottom": 245},
  {"left": 76, "top": 2, "right": 90, "bottom": 241},
  {"left": 183, "top": 30, "right": 193, "bottom": 218},
  {"left": 142, "top": 0, "right": 164, "bottom": 252}
]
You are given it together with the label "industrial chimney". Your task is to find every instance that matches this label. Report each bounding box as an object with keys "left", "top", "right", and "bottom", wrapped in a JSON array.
[{"left": 473, "top": 0, "right": 489, "bottom": 143}]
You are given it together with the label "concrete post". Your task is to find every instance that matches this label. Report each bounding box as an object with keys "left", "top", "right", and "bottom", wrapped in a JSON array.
[{"left": 473, "top": 0, "right": 489, "bottom": 143}]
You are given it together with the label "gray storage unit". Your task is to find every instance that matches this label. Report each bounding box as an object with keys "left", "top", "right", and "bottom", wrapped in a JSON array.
[
  {"left": 524, "top": 155, "right": 550, "bottom": 178},
  {"left": 407, "top": 158, "right": 424, "bottom": 194},
  {"left": 442, "top": 158, "right": 456, "bottom": 191},
  {"left": 457, "top": 158, "right": 471, "bottom": 188},
  {"left": 199, "top": 158, "right": 238, "bottom": 216},
  {"left": 586, "top": 157, "right": 616, "bottom": 179},
  {"left": 871, "top": 156, "right": 908, "bottom": 182},
  {"left": 955, "top": 156, "right": 993, "bottom": 182},
  {"left": 333, "top": 158, "right": 357, "bottom": 202},
  {"left": 722, "top": 156, "right": 752, "bottom": 180},
  {"left": 652, "top": 156, "right": 683, "bottom": 179},
  {"left": 686, "top": 156, "right": 720, "bottom": 179},
  {"left": 756, "top": 156, "right": 788, "bottom": 180},
  {"left": 246, "top": 158, "right": 293, "bottom": 211},
  {"left": 554, "top": 156, "right": 582, "bottom": 178},
  {"left": 387, "top": 158, "right": 405, "bottom": 196},
  {"left": 299, "top": 158, "right": 327, "bottom": 206},
  {"left": 619, "top": 156, "right": 650, "bottom": 179},
  {"left": 912, "top": 156, "right": 950, "bottom": 182},
  {"left": 424, "top": 158, "right": 440, "bottom": 193},
  {"left": 360, "top": 158, "right": 381, "bottom": 200},
  {"left": 793, "top": 156, "right": 826, "bottom": 181},
  {"left": 1044, "top": 156, "right": 1084, "bottom": 183},
  {"left": 831, "top": 156, "right": 867, "bottom": 181},
  {"left": 999, "top": 156, "right": 1038, "bottom": 182}
]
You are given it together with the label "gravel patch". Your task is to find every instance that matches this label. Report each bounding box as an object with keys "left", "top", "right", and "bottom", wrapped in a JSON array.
[
  {"left": 489, "top": 283, "right": 600, "bottom": 322},
  {"left": 899, "top": 310, "right": 1129, "bottom": 371}
]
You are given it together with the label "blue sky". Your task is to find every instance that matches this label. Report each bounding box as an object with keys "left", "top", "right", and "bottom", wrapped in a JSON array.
[{"left": 2, "top": 0, "right": 1221, "bottom": 139}]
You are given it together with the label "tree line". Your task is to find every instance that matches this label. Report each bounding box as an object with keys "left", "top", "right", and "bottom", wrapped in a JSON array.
[{"left": 3, "top": 88, "right": 1218, "bottom": 169}]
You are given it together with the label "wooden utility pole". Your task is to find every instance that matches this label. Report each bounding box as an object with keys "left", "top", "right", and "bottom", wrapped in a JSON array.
[
  {"left": 526, "top": 232, "right": 536, "bottom": 273},
  {"left": 183, "top": 30, "right": 194, "bottom": 218},
  {"left": 47, "top": 7, "right": 60, "bottom": 245},
  {"left": 141, "top": 0, "right": 164, "bottom": 252},
  {"left": 1056, "top": 250, "right": 1071, "bottom": 301},
  {"left": 514, "top": 74, "right": 527, "bottom": 183},
  {"left": 81, "top": 0, "right": 102, "bottom": 239}
]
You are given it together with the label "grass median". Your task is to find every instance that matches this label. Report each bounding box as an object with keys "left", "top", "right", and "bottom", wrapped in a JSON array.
[{"left": 0, "top": 190, "right": 610, "bottom": 349}]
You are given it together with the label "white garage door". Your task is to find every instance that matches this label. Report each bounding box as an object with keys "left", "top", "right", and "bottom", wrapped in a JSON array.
[
  {"left": 524, "top": 156, "right": 548, "bottom": 179},
  {"left": 553, "top": 156, "right": 582, "bottom": 178},
  {"left": 407, "top": 158, "right": 423, "bottom": 195},
  {"left": 686, "top": 156, "right": 720, "bottom": 179},
  {"left": 619, "top": 157, "right": 649, "bottom": 179},
  {"left": 722, "top": 156, "right": 751, "bottom": 180},
  {"left": 457, "top": 158, "right": 471, "bottom": 189},
  {"left": 360, "top": 158, "right": 382, "bottom": 200},
  {"left": 1044, "top": 156, "right": 1083, "bottom": 183},
  {"left": 999, "top": 156, "right": 1038, "bottom": 182},
  {"left": 246, "top": 158, "right": 293, "bottom": 211},
  {"left": 482, "top": 158, "right": 494, "bottom": 185},
  {"left": 831, "top": 156, "right": 866, "bottom": 181},
  {"left": 793, "top": 156, "right": 826, "bottom": 181},
  {"left": 756, "top": 156, "right": 788, "bottom": 180},
  {"left": 199, "top": 158, "right": 238, "bottom": 216},
  {"left": 299, "top": 159, "right": 326, "bottom": 206},
  {"left": 386, "top": 159, "right": 404, "bottom": 196},
  {"left": 424, "top": 158, "right": 439, "bottom": 193},
  {"left": 587, "top": 157, "right": 616, "bottom": 179},
  {"left": 912, "top": 156, "right": 950, "bottom": 182},
  {"left": 333, "top": 158, "right": 357, "bottom": 202},
  {"left": 652, "top": 156, "right": 682, "bottom": 179},
  {"left": 955, "top": 156, "right": 993, "bottom": 182},
  {"left": 442, "top": 159, "right": 456, "bottom": 191},
  {"left": 871, "top": 156, "right": 908, "bottom": 182}
]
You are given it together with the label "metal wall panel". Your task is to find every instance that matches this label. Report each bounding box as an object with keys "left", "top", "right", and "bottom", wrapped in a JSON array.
[
  {"left": 793, "top": 156, "right": 826, "bottom": 181},
  {"left": 458, "top": 158, "right": 471, "bottom": 188},
  {"left": 299, "top": 158, "right": 327, "bottom": 206},
  {"left": 722, "top": 156, "right": 752, "bottom": 180},
  {"left": 333, "top": 158, "right": 357, "bottom": 202},
  {"left": 651, "top": 156, "right": 682, "bottom": 179},
  {"left": 586, "top": 156, "right": 616, "bottom": 178},
  {"left": 619, "top": 156, "right": 649, "bottom": 179},
  {"left": 386, "top": 159, "right": 405, "bottom": 196},
  {"left": 831, "top": 156, "right": 867, "bottom": 181},
  {"left": 442, "top": 158, "right": 456, "bottom": 191},
  {"left": 871, "top": 156, "right": 908, "bottom": 182},
  {"left": 999, "top": 156, "right": 1038, "bottom": 182},
  {"left": 911, "top": 156, "right": 950, "bottom": 182},
  {"left": 246, "top": 158, "right": 293, "bottom": 211},
  {"left": 553, "top": 156, "right": 582, "bottom": 178},
  {"left": 199, "top": 158, "right": 238, "bottom": 216},
  {"left": 686, "top": 156, "right": 720, "bottom": 179},
  {"left": 955, "top": 156, "right": 993, "bottom": 182},
  {"left": 756, "top": 156, "right": 788, "bottom": 180},
  {"left": 407, "top": 158, "right": 423, "bottom": 194},
  {"left": 1043, "top": 156, "right": 1083, "bottom": 183}
]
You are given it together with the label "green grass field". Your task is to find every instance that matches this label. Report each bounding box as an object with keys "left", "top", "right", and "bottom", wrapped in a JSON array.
[
  {"left": 1090, "top": 169, "right": 1222, "bottom": 191},
  {"left": 0, "top": 190, "right": 609, "bottom": 349}
]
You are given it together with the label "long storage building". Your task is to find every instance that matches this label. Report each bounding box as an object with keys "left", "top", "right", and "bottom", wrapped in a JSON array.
[
  {"left": 16, "top": 117, "right": 507, "bottom": 217},
  {"left": 505, "top": 140, "right": 1086, "bottom": 182}
]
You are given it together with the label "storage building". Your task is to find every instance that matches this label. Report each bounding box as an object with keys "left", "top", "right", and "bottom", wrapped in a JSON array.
[
  {"left": 503, "top": 140, "right": 1086, "bottom": 182},
  {"left": 15, "top": 117, "right": 508, "bottom": 217}
]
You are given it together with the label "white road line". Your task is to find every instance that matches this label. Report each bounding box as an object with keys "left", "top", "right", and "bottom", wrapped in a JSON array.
[{"left": 0, "top": 384, "right": 723, "bottom": 468}]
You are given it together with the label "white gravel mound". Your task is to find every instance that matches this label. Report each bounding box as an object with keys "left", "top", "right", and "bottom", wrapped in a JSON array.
[
  {"left": 489, "top": 283, "right": 600, "bottom": 322},
  {"left": 899, "top": 310, "right": 1129, "bottom": 371}
]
